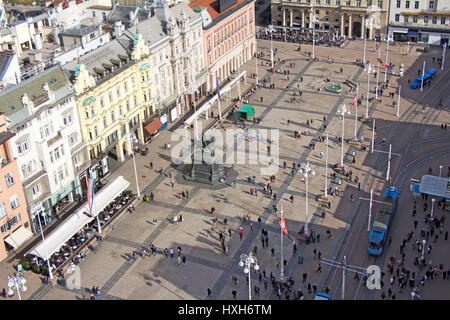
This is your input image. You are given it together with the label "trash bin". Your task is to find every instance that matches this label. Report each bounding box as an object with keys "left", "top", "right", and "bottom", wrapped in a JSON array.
[{"left": 298, "top": 255, "right": 304, "bottom": 264}]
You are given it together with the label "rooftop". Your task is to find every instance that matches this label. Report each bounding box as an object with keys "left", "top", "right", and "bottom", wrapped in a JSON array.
[
  {"left": 189, "top": 0, "right": 253, "bottom": 22},
  {"left": 61, "top": 24, "right": 100, "bottom": 37},
  {"left": 0, "top": 66, "right": 68, "bottom": 123}
]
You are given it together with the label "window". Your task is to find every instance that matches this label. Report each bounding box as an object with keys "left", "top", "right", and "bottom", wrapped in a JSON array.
[
  {"left": 126, "top": 101, "right": 130, "bottom": 112},
  {"left": 414, "top": 1, "right": 418, "bottom": 9},
  {"left": 91, "top": 106, "right": 95, "bottom": 117},
  {"left": 54, "top": 147, "right": 60, "bottom": 161},
  {"left": 131, "top": 77, "right": 135, "bottom": 88},
  {"left": 405, "top": 1, "right": 409, "bottom": 8},
  {"left": 109, "top": 92, "right": 113, "bottom": 103},
  {"left": 62, "top": 111, "right": 72, "bottom": 126},
  {"left": 413, "top": 15, "right": 417, "bottom": 23},
  {"left": 441, "top": 17, "right": 446, "bottom": 24},
  {"left": 69, "top": 132, "right": 78, "bottom": 146},
  {"left": 32, "top": 183, "right": 41, "bottom": 197},
  {"left": 429, "top": 1, "right": 434, "bottom": 9},
  {"left": 316, "top": 10, "right": 320, "bottom": 14},
  {"left": 10, "top": 194, "right": 19, "bottom": 210},
  {"left": 119, "top": 106, "right": 123, "bottom": 116},
  {"left": 94, "top": 126, "right": 98, "bottom": 137},
  {"left": 432, "top": 16, "right": 437, "bottom": 24},
  {"left": 377, "top": 0, "right": 382, "bottom": 8},
  {"left": 336, "top": 0, "right": 340, "bottom": 4},
  {"left": 111, "top": 111, "right": 115, "bottom": 122},
  {"left": 40, "top": 124, "right": 51, "bottom": 139},
  {"left": 356, "top": 0, "right": 361, "bottom": 6},
  {"left": 0, "top": 203, "right": 7, "bottom": 219},
  {"left": 100, "top": 97, "right": 104, "bottom": 107},
  {"left": 367, "top": 0, "right": 371, "bottom": 5},
  {"left": 346, "top": 0, "right": 350, "bottom": 5},
  {"left": 424, "top": 16, "right": 428, "bottom": 23},
  {"left": 396, "top": 0, "right": 400, "bottom": 7},
  {"left": 395, "top": 14, "right": 400, "bottom": 21},
  {"left": 1, "top": 214, "right": 20, "bottom": 234},
  {"left": 117, "top": 88, "right": 120, "bottom": 97},
  {"left": 5, "top": 172, "right": 14, "bottom": 187},
  {"left": 134, "top": 96, "right": 137, "bottom": 107},
  {"left": 17, "top": 139, "right": 30, "bottom": 154},
  {"left": 103, "top": 117, "right": 107, "bottom": 128},
  {"left": 326, "top": 0, "right": 330, "bottom": 4},
  {"left": 404, "top": 15, "right": 409, "bottom": 22},
  {"left": 60, "top": 144, "right": 64, "bottom": 156},
  {"left": 58, "top": 169, "right": 64, "bottom": 182},
  {"left": 124, "top": 81, "right": 128, "bottom": 92}
]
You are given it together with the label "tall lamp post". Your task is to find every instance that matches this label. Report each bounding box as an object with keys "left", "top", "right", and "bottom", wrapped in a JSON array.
[
  {"left": 255, "top": 43, "right": 258, "bottom": 86},
  {"left": 267, "top": 25, "right": 274, "bottom": 70},
  {"left": 300, "top": 162, "right": 315, "bottom": 235},
  {"left": 384, "top": 38, "right": 390, "bottom": 83},
  {"left": 442, "top": 43, "right": 446, "bottom": 71},
  {"left": 126, "top": 132, "right": 140, "bottom": 199},
  {"left": 36, "top": 208, "right": 53, "bottom": 280},
  {"left": 239, "top": 252, "right": 259, "bottom": 300},
  {"left": 338, "top": 104, "right": 350, "bottom": 166},
  {"left": 311, "top": 16, "right": 318, "bottom": 60},
  {"left": 7, "top": 273, "right": 27, "bottom": 300},
  {"left": 365, "top": 63, "right": 372, "bottom": 118}
]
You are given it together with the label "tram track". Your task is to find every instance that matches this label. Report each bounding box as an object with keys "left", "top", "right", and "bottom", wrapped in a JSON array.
[{"left": 321, "top": 66, "right": 450, "bottom": 299}]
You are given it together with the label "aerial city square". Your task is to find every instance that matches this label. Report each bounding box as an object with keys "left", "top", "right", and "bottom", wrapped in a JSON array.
[{"left": 0, "top": 0, "right": 448, "bottom": 302}]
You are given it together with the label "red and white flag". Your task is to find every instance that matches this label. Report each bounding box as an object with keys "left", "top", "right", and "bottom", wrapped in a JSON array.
[
  {"left": 279, "top": 216, "right": 288, "bottom": 235},
  {"left": 353, "top": 95, "right": 358, "bottom": 108}
]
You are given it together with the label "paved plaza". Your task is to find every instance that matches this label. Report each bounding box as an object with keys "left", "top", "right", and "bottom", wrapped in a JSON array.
[{"left": 1, "top": 38, "right": 449, "bottom": 300}]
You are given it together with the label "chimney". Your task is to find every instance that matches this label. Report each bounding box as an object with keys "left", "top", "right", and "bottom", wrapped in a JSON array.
[{"left": 114, "top": 21, "right": 122, "bottom": 38}]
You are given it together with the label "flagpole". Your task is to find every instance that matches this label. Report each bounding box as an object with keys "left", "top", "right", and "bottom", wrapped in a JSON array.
[
  {"left": 420, "top": 60, "right": 425, "bottom": 92},
  {"left": 325, "top": 132, "right": 328, "bottom": 198},
  {"left": 280, "top": 205, "right": 285, "bottom": 282}
]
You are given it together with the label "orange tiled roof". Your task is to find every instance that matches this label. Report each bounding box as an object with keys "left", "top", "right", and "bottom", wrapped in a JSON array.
[{"left": 189, "top": 0, "right": 249, "bottom": 21}]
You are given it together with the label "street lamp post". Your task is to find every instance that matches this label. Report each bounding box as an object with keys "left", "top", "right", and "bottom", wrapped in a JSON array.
[
  {"left": 397, "top": 85, "right": 401, "bottom": 117},
  {"left": 420, "top": 60, "right": 426, "bottom": 92},
  {"left": 439, "top": 165, "right": 443, "bottom": 177},
  {"left": 354, "top": 86, "right": 358, "bottom": 139},
  {"left": 7, "top": 273, "right": 27, "bottom": 300},
  {"left": 421, "top": 239, "right": 426, "bottom": 260},
  {"left": 338, "top": 104, "right": 350, "bottom": 166},
  {"left": 127, "top": 133, "right": 140, "bottom": 199},
  {"left": 325, "top": 132, "right": 328, "bottom": 198},
  {"left": 312, "top": 16, "right": 318, "bottom": 60},
  {"left": 268, "top": 25, "right": 274, "bottom": 70},
  {"left": 442, "top": 43, "right": 446, "bottom": 71},
  {"left": 239, "top": 252, "right": 259, "bottom": 300},
  {"left": 386, "top": 144, "right": 392, "bottom": 181},
  {"left": 36, "top": 209, "right": 53, "bottom": 280},
  {"left": 384, "top": 39, "right": 389, "bottom": 83},
  {"left": 280, "top": 205, "right": 285, "bottom": 281},
  {"left": 301, "top": 162, "right": 315, "bottom": 235},
  {"left": 431, "top": 198, "right": 435, "bottom": 218},
  {"left": 366, "top": 63, "right": 371, "bottom": 118},
  {"left": 376, "top": 46, "right": 380, "bottom": 99},
  {"left": 255, "top": 44, "right": 258, "bottom": 86}
]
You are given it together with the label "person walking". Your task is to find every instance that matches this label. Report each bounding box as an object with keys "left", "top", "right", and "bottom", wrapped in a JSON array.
[
  {"left": 171, "top": 180, "right": 175, "bottom": 188},
  {"left": 239, "top": 230, "right": 243, "bottom": 240},
  {"left": 207, "top": 288, "right": 211, "bottom": 296},
  {"left": 271, "top": 248, "right": 275, "bottom": 256},
  {"left": 232, "top": 289, "right": 237, "bottom": 299},
  {"left": 290, "top": 194, "right": 294, "bottom": 203}
]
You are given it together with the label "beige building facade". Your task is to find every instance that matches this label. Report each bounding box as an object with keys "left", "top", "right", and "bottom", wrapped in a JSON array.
[{"left": 270, "top": 0, "right": 390, "bottom": 39}]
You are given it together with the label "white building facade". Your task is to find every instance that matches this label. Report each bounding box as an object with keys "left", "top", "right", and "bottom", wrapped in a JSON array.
[
  {"left": 0, "top": 66, "right": 88, "bottom": 232},
  {"left": 388, "top": 0, "right": 450, "bottom": 45},
  {"left": 134, "top": 1, "right": 206, "bottom": 127}
]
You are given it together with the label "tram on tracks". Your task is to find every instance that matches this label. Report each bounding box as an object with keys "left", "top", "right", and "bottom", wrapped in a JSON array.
[{"left": 368, "top": 187, "right": 399, "bottom": 256}]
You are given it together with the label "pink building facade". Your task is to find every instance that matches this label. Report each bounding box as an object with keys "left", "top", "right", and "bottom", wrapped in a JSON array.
[{"left": 190, "top": 0, "right": 256, "bottom": 92}]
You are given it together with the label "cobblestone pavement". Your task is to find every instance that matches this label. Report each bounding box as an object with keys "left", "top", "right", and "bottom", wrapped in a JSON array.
[{"left": 0, "top": 38, "right": 448, "bottom": 300}]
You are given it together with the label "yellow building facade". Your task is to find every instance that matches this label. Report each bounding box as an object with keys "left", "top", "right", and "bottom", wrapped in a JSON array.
[{"left": 63, "top": 31, "right": 155, "bottom": 178}]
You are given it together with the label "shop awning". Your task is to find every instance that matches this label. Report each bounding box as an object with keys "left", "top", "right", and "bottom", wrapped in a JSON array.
[
  {"left": 4, "top": 226, "right": 33, "bottom": 249},
  {"left": 145, "top": 118, "right": 163, "bottom": 135},
  {"left": 419, "top": 175, "right": 450, "bottom": 199},
  {"left": 27, "top": 176, "right": 130, "bottom": 260}
]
